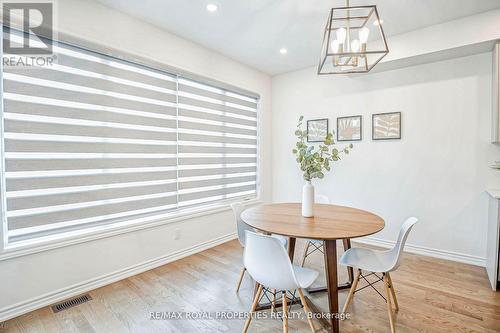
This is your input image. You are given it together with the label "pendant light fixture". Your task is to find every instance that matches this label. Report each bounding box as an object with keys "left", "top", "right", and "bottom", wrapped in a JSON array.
[{"left": 317, "top": 0, "right": 389, "bottom": 74}]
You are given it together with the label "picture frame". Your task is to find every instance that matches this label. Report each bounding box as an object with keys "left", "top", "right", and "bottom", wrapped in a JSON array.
[
  {"left": 307, "top": 118, "right": 329, "bottom": 142},
  {"left": 372, "top": 112, "right": 402, "bottom": 140},
  {"left": 337, "top": 115, "right": 362, "bottom": 141}
]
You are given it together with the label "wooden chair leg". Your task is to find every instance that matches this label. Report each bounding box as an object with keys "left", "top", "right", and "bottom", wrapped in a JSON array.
[
  {"left": 271, "top": 289, "right": 276, "bottom": 312},
  {"left": 297, "top": 288, "right": 315, "bottom": 333},
  {"left": 300, "top": 241, "right": 311, "bottom": 267},
  {"left": 236, "top": 267, "right": 246, "bottom": 293},
  {"left": 282, "top": 291, "right": 288, "bottom": 333},
  {"left": 342, "top": 269, "right": 361, "bottom": 313},
  {"left": 242, "top": 284, "right": 262, "bottom": 333},
  {"left": 383, "top": 274, "right": 396, "bottom": 333},
  {"left": 386, "top": 272, "right": 399, "bottom": 312}
]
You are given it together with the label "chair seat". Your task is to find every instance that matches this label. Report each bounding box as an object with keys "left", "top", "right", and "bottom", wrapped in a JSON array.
[
  {"left": 271, "top": 234, "right": 288, "bottom": 248},
  {"left": 292, "top": 265, "right": 319, "bottom": 289},
  {"left": 340, "top": 247, "right": 395, "bottom": 273}
]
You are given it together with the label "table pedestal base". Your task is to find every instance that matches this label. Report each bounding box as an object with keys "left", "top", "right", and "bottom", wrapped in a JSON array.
[
  {"left": 254, "top": 298, "right": 301, "bottom": 312},
  {"left": 307, "top": 282, "right": 351, "bottom": 294}
]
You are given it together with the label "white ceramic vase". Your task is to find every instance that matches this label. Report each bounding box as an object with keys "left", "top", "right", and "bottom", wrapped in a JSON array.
[{"left": 301, "top": 181, "right": 315, "bottom": 217}]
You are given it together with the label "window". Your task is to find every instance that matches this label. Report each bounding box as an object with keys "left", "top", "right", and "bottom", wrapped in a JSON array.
[{"left": 1, "top": 27, "right": 258, "bottom": 247}]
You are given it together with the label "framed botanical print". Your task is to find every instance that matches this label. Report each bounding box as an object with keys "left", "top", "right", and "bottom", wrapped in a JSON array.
[
  {"left": 337, "top": 115, "right": 362, "bottom": 141},
  {"left": 372, "top": 112, "right": 401, "bottom": 140},
  {"left": 307, "top": 118, "right": 328, "bottom": 142}
]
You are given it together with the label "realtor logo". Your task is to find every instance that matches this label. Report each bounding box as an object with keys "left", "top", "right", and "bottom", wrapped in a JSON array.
[{"left": 3, "top": 1, "right": 53, "bottom": 55}]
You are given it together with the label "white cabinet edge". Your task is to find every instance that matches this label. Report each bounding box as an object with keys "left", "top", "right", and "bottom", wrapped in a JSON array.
[{"left": 486, "top": 193, "right": 500, "bottom": 290}]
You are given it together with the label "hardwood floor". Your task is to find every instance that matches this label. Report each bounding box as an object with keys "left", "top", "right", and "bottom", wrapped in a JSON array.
[{"left": 1, "top": 239, "right": 499, "bottom": 333}]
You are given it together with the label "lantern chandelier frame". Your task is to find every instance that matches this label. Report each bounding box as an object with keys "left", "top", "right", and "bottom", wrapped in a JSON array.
[{"left": 317, "top": 0, "right": 389, "bottom": 74}]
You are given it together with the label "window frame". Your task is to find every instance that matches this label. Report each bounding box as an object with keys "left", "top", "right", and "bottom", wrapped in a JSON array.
[{"left": 0, "top": 28, "right": 262, "bottom": 259}]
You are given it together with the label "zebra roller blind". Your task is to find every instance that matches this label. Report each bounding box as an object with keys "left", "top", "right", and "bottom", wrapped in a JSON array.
[{"left": 1, "top": 27, "right": 258, "bottom": 244}]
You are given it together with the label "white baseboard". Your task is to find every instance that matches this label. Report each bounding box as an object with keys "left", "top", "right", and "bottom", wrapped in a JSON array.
[
  {"left": 0, "top": 232, "right": 237, "bottom": 322},
  {"left": 354, "top": 236, "right": 486, "bottom": 267}
]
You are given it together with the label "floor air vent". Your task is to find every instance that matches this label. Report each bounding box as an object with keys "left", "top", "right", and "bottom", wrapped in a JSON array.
[{"left": 51, "top": 294, "right": 92, "bottom": 313}]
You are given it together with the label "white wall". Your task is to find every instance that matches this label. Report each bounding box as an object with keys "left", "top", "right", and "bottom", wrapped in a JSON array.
[
  {"left": 0, "top": 0, "right": 272, "bottom": 320},
  {"left": 271, "top": 52, "right": 500, "bottom": 265}
]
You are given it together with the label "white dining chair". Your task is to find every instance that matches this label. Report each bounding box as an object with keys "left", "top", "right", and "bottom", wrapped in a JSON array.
[
  {"left": 242, "top": 231, "right": 319, "bottom": 333},
  {"left": 231, "top": 202, "right": 288, "bottom": 293},
  {"left": 300, "top": 194, "right": 329, "bottom": 267},
  {"left": 340, "top": 217, "right": 418, "bottom": 333}
]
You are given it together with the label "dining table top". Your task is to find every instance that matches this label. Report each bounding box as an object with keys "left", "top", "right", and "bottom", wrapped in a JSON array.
[{"left": 241, "top": 203, "right": 385, "bottom": 240}]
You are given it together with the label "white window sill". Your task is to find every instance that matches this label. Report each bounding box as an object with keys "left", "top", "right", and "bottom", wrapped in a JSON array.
[{"left": 0, "top": 198, "right": 262, "bottom": 261}]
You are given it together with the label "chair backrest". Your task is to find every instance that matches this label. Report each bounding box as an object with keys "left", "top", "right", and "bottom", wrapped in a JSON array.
[
  {"left": 387, "top": 217, "right": 418, "bottom": 271},
  {"left": 230, "top": 202, "right": 254, "bottom": 247},
  {"left": 315, "top": 194, "right": 329, "bottom": 204},
  {"left": 244, "top": 231, "right": 299, "bottom": 291}
]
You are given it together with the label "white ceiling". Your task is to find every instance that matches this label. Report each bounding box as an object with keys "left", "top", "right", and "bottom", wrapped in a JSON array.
[{"left": 95, "top": 0, "right": 500, "bottom": 75}]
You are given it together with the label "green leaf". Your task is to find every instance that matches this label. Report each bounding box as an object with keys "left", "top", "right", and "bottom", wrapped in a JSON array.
[{"left": 299, "top": 115, "right": 304, "bottom": 121}]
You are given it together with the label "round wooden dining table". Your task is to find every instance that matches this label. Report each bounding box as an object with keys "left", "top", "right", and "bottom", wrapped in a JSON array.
[{"left": 241, "top": 203, "right": 385, "bottom": 333}]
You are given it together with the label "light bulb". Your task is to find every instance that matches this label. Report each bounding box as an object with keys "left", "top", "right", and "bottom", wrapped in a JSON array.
[
  {"left": 351, "top": 39, "right": 360, "bottom": 53},
  {"left": 359, "top": 27, "right": 370, "bottom": 44},
  {"left": 336, "top": 28, "right": 347, "bottom": 44},
  {"left": 330, "top": 39, "right": 339, "bottom": 53}
]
